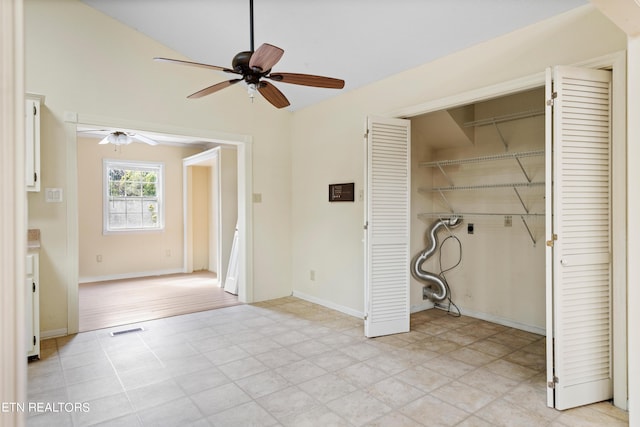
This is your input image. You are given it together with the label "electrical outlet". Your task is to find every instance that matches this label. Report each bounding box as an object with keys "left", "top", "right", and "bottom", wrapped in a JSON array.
[
  {"left": 165, "top": 249, "right": 171, "bottom": 257},
  {"left": 467, "top": 223, "right": 474, "bottom": 234},
  {"left": 504, "top": 215, "right": 512, "bottom": 227},
  {"left": 310, "top": 270, "right": 316, "bottom": 281},
  {"left": 96, "top": 254, "right": 102, "bottom": 263}
]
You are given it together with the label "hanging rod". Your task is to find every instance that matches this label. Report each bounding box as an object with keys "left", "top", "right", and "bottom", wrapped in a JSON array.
[
  {"left": 463, "top": 109, "right": 545, "bottom": 128},
  {"left": 419, "top": 150, "right": 544, "bottom": 168},
  {"left": 421, "top": 182, "right": 544, "bottom": 193}
]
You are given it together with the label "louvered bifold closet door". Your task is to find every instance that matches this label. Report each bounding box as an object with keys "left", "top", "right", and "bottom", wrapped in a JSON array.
[
  {"left": 550, "top": 66, "right": 612, "bottom": 410},
  {"left": 364, "top": 116, "right": 411, "bottom": 338}
]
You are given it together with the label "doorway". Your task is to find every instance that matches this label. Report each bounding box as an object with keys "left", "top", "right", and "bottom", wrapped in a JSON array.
[
  {"left": 183, "top": 146, "right": 238, "bottom": 289},
  {"left": 66, "top": 115, "right": 253, "bottom": 334}
]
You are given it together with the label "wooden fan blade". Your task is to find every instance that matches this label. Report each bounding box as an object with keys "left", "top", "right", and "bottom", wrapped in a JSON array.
[
  {"left": 249, "top": 43, "right": 284, "bottom": 72},
  {"left": 154, "top": 57, "right": 238, "bottom": 74},
  {"left": 268, "top": 72, "right": 345, "bottom": 89},
  {"left": 188, "top": 79, "right": 242, "bottom": 99},
  {"left": 258, "top": 82, "right": 290, "bottom": 109}
]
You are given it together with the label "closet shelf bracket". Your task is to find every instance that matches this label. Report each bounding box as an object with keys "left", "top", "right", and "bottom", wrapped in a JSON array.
[
  {"left": 436, "top": 189, "right": 455, "bottom": 213},
  {"left": 514, "top": 155, "right": 533, "bottom": 183},
  {"left": 520, "top": 215, "right": 536, "bottom": 246},
  {"left": 493, "top": 120, "right": 509, "bottom": 151},
  {"left": 513, "top": 187, "right": 529, "bottom": 214},
  {"left": 513, "top": 185, "right": 538, "bottom": 245},
  {"left": 436, "top": 163, "right": 454, "bottom": 187}
]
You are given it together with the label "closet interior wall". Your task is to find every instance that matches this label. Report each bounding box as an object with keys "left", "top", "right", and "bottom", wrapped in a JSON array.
[{"left": 410, "top": 88, "right": 546, "bottom": 333}]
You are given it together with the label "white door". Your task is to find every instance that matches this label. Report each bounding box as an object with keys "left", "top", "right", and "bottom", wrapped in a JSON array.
[
  {"left": 545, "top": 66, "right": 613, "bottom": 410},
  {"left": 223, "top": 223, "right": 239, "bottom": 295},
  {"left": 364, "top": 116, "right": 411, "bottom": 338}
]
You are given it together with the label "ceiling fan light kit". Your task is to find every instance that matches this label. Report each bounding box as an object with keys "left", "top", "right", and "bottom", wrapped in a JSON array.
[
  {"left": 87, "top": 130, "right": 160, "bottom": 147},
  {"left": 154, "top": 0, "right": 345, "bottom": 109},
  {"left": 101, "top": 131, "right": 132, "bottom": 146}
]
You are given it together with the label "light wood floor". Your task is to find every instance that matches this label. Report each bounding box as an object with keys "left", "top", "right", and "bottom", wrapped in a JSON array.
[{"left": 78, "top": 271, "right": 240, "bottom": 332}]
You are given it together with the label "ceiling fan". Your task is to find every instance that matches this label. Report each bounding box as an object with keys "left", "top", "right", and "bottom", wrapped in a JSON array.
[
  {"left": 79, "top": 130, "right": 160, "bottom": 146},
  {"left": 153, "top": 0, "right": 345, "bottom": 109}
]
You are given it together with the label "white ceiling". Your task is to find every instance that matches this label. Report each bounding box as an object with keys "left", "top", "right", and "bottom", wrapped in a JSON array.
[{"left": 81, "top": 0, "right": 587, "bottom": 111}]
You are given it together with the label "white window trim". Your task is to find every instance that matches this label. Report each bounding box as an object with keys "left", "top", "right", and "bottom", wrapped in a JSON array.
[{"left": 103, "top": 158, "right": 165, "bottom": 234}]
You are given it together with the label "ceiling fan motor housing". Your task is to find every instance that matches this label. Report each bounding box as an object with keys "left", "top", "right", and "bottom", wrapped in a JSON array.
[{"left": 232, "top": 51, "right": 269, "bottom": 85}]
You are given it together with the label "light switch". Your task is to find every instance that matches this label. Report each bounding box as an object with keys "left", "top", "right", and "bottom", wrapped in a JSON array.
[{"left": 45, "top": 188, "right": 63, "bottom": 203}]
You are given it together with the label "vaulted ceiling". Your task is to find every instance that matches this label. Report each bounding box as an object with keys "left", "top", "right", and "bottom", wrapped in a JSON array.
[{"left": 82, "top": 0, "right": 588, "bottom": 111}]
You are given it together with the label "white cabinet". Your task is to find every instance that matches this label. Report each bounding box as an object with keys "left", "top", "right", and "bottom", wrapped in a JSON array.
[
  {"left": 26, "top": 253, "right": 40, "bottom": 360},
  {"left": 25, "top": 94, "right": 42, "bottom": 192}
]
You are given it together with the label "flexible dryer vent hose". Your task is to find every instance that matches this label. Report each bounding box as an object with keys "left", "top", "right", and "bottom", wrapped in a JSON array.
[{"left": 411, "top": 216, "right": 462, "bottom": 302}]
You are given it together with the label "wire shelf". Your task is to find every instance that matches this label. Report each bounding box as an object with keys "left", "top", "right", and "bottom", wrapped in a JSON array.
[
  {"left": 419, "top": 150, "right": 544, "bottom": 168},
  {"left": 420, "top": 182, "right": 544, "bottom": 193},
  {"left": 418, "top": 212, "right": 544, "bottom": 218}
]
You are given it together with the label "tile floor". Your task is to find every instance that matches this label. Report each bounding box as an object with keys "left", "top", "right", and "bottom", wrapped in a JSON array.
[{"left": 27, "top": 297, "right": 628, "bottom": 426}]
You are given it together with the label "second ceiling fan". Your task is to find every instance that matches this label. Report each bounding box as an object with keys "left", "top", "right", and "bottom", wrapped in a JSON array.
[{"left": 154, "top": 0, "right": 345, "bottom": 109}]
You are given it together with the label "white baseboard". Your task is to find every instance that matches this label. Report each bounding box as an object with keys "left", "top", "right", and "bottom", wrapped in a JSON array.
[
  {"left": 292, "top": 291, "right": 364, "bottom": 319},
  {"left": 448, "top": 305, "right": 545, "bottom": 336},
  {"left": 79, "top": 268, "right": 185, "bottom": 284},
  {"left": 40, "top": 328, "right": 67, "bottom": 340},
  {"left": 411, "top": 300, "right": 435, "bottom": 313},
  {"left": 291, "top": 292, "right": 544, "bottom": 335}
]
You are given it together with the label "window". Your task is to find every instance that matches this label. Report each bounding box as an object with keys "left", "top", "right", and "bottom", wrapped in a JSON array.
[{"left": 103, "top": 159, "right": 164, "bottom": 233}]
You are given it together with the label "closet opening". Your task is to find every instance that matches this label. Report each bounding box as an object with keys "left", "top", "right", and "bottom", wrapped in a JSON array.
[
  {"left": 367, "top": 57, "right": 625, "bottom": 412},
  {"left": 409, "top": 87, "right": 546, "bottom": 334}
]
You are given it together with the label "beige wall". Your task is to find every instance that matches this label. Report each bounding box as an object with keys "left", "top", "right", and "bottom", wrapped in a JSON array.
[
  {"left": 186, "top": 164, "right": 215, "bottom": 274},
  {"left": 191, "top": 166, "right": 211, "bottom": 272},
  {"left": 290, "top": 5, "right": 626, "bottom": 315},
  {"left": 26, "top": 0, "right": 292, "bottom": 334},
  {"left": 77, "top": 137, "right": 201, "bottom": 280}
]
